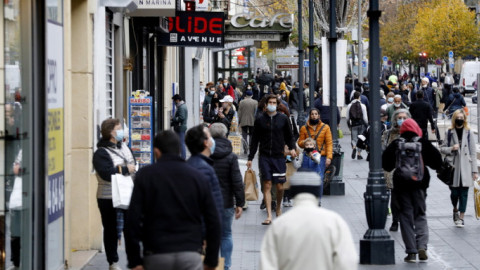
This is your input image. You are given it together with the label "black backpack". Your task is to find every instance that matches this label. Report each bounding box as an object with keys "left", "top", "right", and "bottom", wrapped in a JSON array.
[
  {"left": 395, "top": 137, "right": 424, "bottom": 181},
  {"left": 349, "top": 101, "right": 363, "bottom": 126}
]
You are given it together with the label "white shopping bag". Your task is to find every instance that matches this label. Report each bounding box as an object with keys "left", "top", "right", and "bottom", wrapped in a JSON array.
[
  {"left": 9, "top": 176, "right": 23, "bottom": 210},
  {"left": 111, "top": 174, "right": 134, "bottom": 209}
]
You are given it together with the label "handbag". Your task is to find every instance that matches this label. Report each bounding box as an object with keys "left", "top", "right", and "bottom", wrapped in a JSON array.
[
  {"left": 111, "top": 174, "right": 134, "bottom": 209},
  {"left": 437, "top": 157, "right": 454, "bottom": 185},
  {"left": 9, "top": 176, "right": 23, "bottom": 210},
  {"left": 474, "top": 179, "right": 480, "bottom": 220},
  {"left": 244, "top": 169, "right": 259, "bottom": 201}
]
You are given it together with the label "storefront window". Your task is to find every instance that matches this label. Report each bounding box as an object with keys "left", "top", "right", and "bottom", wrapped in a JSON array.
[{"left": 3, "top": 0, "right": 32, "bottom": 268}]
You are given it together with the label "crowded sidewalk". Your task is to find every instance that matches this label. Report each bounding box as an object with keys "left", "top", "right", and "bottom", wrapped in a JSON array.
[{"left": 83, "top": 125, "right": 480, "bottom": 270}]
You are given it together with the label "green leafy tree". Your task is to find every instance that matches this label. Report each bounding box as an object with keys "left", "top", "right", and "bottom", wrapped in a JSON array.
[{"left": 409, "top": 0, "right": 480, "bottom": 61}]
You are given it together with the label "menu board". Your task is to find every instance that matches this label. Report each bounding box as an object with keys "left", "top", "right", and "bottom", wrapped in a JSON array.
[{"left": 128, "top": 97, "right": 153, "bottom": 167}]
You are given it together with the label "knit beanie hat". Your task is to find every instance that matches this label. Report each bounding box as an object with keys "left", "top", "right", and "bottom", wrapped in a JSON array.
[
  {"left": 399, "top": 118, "right": 422, "bottom": 138},
  {"left": 246, "top": 90, "right": 253, "bottom": 96},
  {"left": 289, "top": 169, "right": 321, "bottom": 197}
]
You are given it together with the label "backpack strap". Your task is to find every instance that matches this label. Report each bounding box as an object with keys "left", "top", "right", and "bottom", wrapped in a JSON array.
[{"left": 304, "top": 124, "right": 326, "bottom": 152}]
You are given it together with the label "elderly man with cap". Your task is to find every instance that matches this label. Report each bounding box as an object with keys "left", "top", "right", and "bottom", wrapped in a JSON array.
[
  {"left": 260, "top": 170, "right": 358, "bottom": 270},
  {"left": 171, "top": 94, "right": 188, "bottom": 159},
  {"left": 238, "top": 90, "right": 258, "bottom": 155},
  {"left": 213, "top": 95, "right": 235, "bottom": 134}
]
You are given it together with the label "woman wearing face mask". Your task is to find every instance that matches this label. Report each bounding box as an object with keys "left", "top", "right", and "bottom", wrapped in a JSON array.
[
  {"left": 214, "top": 95, "right": 235, "bottom": 134},
  {"left": 381, "top": 109, "right": 411, "bottom": 232},
  {"left": 203, "top": 91, "right": 220, "bottom": 125},
  {"left": 297, "top": 108, "right": 333, "bottom": 195},
  {"left": 93, "top": 118, "right": 136, "bottom": 270},
  {"left": 440, "top": 109, "right": 478, "bottom": 228}
]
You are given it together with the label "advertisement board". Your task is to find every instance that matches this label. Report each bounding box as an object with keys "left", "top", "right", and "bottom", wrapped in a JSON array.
[{"left": 158, "top": 11, "right": 225, "bottom": 47}]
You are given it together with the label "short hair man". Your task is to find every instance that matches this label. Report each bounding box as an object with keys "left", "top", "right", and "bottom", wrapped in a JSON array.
[
  {"left": 171, "top": 94, "right": 188, "bottom": 159},
  {"left": 186, "top": 125, "right": 225, "bottom": 223},
  {"left": 409, "top": 90, "right": 435, "bottom": 139},
  {"left": 346, "top": 91, "right": 368, "bottom": 160},
  {"left": 247, "top": 95, "right": 296, "bottom": 225},
  {"left": 260, "top": 171, "right": 358, "bottom": 270},
  {"left": 125, "top": 130, "right": 221, "bottom": 270},
  {"left": 237, "top": 90, "right": 258, "bottom": 154}
]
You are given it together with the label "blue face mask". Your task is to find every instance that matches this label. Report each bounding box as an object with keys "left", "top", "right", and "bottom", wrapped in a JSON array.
[
  {"left": 397, "top": 119, "right": 404, "bottom": 127},
  {"left": 209, "top": 91, "right": 215, "bottom": 95},
  {"left": 388, "top": 97, "right": 394, "bottom": 103},
  {"left": 210, "top": 137, "right": 216, "bottom": 154},
  {"left": 223, "top": 83, "right": 228, "bottom": 87},
  {"left": 114, "top": 129, "right": 124, "bottom": 142},
  {"left": 267, "top": 104, "right": 277, "bottom": 112}
]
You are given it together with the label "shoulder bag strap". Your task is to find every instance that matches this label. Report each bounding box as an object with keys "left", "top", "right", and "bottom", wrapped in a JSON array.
[
  {"left": 103, "top": 147, "right": 129, "bottom": 165},
  {"left": 314, "top": 124, "right": 327, "bottom": 152}
]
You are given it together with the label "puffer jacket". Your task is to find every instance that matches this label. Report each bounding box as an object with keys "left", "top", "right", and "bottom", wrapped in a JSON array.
[
  {"left": 297, "top": 121, "right": 333, "bottom": 160},
  {"left": 187, "top": 154, "right": 224, "bottom": 220},
  {"left": 210, "top": 137, "right": 245, "bottom": 209}
]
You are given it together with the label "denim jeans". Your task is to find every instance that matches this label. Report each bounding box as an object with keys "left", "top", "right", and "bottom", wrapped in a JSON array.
[
  {"left": 178, "top": 131, "right": 186, "bottom": 159},
  {"left": 319, "top": 156, "right": 326, "bottom": 199},
  {"left": 221, "top": 208, "right": 235, "bottom": 270}
]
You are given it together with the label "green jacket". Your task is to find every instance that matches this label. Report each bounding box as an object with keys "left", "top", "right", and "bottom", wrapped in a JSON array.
[{"left": 173, "top": 102, "right": 188, "bottom": 132}]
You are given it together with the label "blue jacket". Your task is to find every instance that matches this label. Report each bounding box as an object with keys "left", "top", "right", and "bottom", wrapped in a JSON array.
[
  {"left": 446, "top": 92, "right": 466, "bottom": 114},
  {"left": 300, "top": 152, "right": 322, "bottom": 175},
  {"left": 188, "top": 154, "right": 224, "bottom": 221}
]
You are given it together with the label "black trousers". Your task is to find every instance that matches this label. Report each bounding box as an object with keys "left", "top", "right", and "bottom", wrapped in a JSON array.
[{"left": 98, "top": 198, "right": 123, "bottom": 264}]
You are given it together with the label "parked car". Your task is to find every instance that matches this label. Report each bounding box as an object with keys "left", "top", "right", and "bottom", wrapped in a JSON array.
[{"left": 457, "top": 61, "right": 480, "bottom": 94}]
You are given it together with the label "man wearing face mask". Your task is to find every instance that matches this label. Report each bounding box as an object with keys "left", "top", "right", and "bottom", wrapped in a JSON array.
[
  {"left": 125, "top": 130, "right": 221, "bottom": 270},
  {"left": 409, "top": 90, "right": 436, "bottom": 140},
  {"left": 386, "top": 95, "right": 408, "bottom": 123},
  {"left": 203, "top": 82, "right": 215, "bottom": 113},
  {"left": 247, "top": 95, "right": 297, "bottom": 225},
  {"left": 171, "top": 94, "right": 188, "bottom": 159},
  {"left": 186, "top": 125, "right": 225, "bottom": 226}
]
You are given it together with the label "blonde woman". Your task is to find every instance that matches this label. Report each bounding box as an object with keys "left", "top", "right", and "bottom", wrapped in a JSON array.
[{"left": 440, "top": 109, "right": 478, "bottom": 227}]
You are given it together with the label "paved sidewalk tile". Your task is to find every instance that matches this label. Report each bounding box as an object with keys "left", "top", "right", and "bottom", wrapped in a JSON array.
[{"left": 85, "top": 133, "right": 480, "bottom": 270}]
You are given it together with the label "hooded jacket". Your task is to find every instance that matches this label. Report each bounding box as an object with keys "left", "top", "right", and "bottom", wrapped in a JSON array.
[
  {"left": 210, "top": 137, "right": 245, "bottom": 209},
  {"left": 382, "top": 119, "right": 442, "bottom": 191},
  {"left": 446, "top": 92, "right": 466, "bottom": 114}
]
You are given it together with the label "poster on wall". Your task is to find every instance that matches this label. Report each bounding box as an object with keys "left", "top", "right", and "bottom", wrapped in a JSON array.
[
  {"left": 321, "top": 37, "right": 347, "bottom": 106},
  {"left": 158, "top": 11, "right": 225, "bottom": 47}
]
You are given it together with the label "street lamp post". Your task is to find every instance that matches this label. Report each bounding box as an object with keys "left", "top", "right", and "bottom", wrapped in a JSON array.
[
  {"left": 308, "top": 0, "right": 315, "bottom": 109},
  {"left": 298, "top": 0, "right": 304, "bottom": 117},
  {"left": 327, "top": 0, "right": 345, "bottom": 196},
  {"left": 358, "top": 0, "right": 363, "bottom": 81},
  {"left": 360, "top": 0, "right": 395, "bottom": 264}
]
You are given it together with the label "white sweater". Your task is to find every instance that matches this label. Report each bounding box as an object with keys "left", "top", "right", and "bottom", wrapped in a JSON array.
[{"left": 260, "top": 194, "right": 358, "bottom": 270}]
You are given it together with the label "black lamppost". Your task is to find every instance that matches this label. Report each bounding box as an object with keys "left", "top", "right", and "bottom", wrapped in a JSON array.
[
  {"left": 308, "top": 0, "right": 315, "bottom": 109},
  {"left": 298, "top": 0, "right": 304, "bottom": 116},
  {"left": 327, "top": 0, "right": 345, "bottom": 196},
  {"left": 359, "top": 0, "right": 395, "bottom": 264}
]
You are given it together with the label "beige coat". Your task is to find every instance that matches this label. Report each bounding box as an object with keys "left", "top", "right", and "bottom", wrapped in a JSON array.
[
  {"left": 440, "top": 128, "right": 478, "bottom": 187},
  {"left": 237, "top": 97, "right": 258, "bottom": 127}
]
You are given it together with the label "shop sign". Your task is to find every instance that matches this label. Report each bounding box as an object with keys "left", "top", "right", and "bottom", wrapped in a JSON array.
[
  {"left": 158, "top": 11, "right": 225, "bottom": 47},
  {"left": 128, "top": 0, "right": 176, "bottom": 17},
  {"left": 225, "top": 33, "right": 280, "bottom": 41},
  {"left": 231, "top": 13, "right": 293, "bottom": 29},
  {"left": 277, "top": 64, "right": 299, "bottom": 69},
  {"left": 276, "top": 57, "right": 298, "bottom": 63}
]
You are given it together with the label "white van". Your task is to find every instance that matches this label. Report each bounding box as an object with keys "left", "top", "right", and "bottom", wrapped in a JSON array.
[{"left": 458, "top": 61, "right": 480, "bottom": 94}]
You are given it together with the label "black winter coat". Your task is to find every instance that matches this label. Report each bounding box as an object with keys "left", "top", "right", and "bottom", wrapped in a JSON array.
[
  {"left": 409, "top": 99, "right": 434, "bottom": 131},
  {"left": 210, "top": 137, "right": 245, "bottom": 209},
  {"left": 382, "top": 132, "right": 442, "bottom": 191}
]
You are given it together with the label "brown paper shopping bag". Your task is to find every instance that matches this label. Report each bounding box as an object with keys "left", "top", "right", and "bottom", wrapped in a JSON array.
[{"left": 244, "top": 169, "right": 259, "bottom": 201}]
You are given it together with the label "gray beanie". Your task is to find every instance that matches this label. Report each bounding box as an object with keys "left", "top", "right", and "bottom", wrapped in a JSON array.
[{"left": 289, "top": 170, "right": 321, "bottom": 197}]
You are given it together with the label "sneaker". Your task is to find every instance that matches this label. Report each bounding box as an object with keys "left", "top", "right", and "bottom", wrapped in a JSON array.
[
  {"left": 418, "top": 249, "right": 428, "bottom": 262},
  {"left": 455, "top": 219, "right": 464, "bottom": 228},
  {"left": 404, "top": 253, "right": 416, "bottom": 263},
  {"left": 387, "top": 207, "right": 392, "bottom": 216},
  {"left": 260, "top": 200, "right": 266, "bottom": 210},
  {"left": 357, "top": 154, "right": 363, "bottom": 160},
  {"left": 242, "top": 201, "right": 248, "bottom": 210},
  {"left": 283, "top": 199, "right": 289, "bottom": 207},
  {"left": 453, "top": 211, "right": 459, "bottom": 222},
  {"left": 389, "top": 222, "right": 399, "bottom": 232},
  {"left": 351, "top": 148, "right": 357, "bottom": 159},
  {"left": 109, "top": 262, "right": 122, "bottom": 270}
]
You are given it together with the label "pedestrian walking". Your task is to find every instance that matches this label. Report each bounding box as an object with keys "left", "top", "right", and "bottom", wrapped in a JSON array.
[
  {"left": 409, "top": 90, "right": 435, "bottom": 139},
  {"left": 203, "top": 93, "right": 221, "bottom": 125},
  {"left": 386, "top": 95, "right": 408, "bottom": 123},
  {"left": 209, "top": 123, "right": 245, "bottom": 270},
  {"left": 288, "top": 82, "right": 302, "bottom": 123},
  {"left": 445, "top": 87, "right": 466, "bottom": 118},
  {"left": 247, "top": 94, "right": 296, "bottom": 225},
  {"left": 259, "top": 171, "right": 358, "bottom": 270},
  {"left": 171, "top": 94, "right": 188, "bottom": 159},
  {"left": 382, "top": 119, "right": 442, "bottom": 263},
  {"left": 186, "top": 125, "right": 225, "bottom": 225},
  {"left": 93, "top": 118, "right": 136, "bottom": 270},
  {"left": 346, "top": 91, "right": 368, "bottom": 160},
  {"left": 203, "top": 83, "right": 216, "bottom": 116},
  {"left": 297, "top": 108, "right": 333, "bottom": 180},
  {"left": 440, "top": 109, "right": 478, "bottom": 227},
  {"left": 237, "top": 90, "right": 258, "bottom": 155},
  {"left": 125, "top": 130, "right": 221, "bottom": 270},
  {"left": 213, "top": 95, "right": 235, "bottom": 133},
  {"left": 381, "top": 109, "right": 411, "bottom": 232}
]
